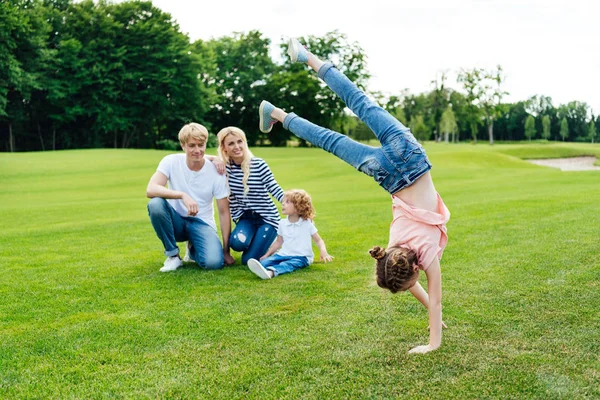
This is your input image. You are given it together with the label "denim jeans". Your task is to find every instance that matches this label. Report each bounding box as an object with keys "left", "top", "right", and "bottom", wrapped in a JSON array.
[
  {"left": 230, "top": 210, "right": 278, "bottom": 265},
  {"left": 260, "top": 254, "right": 309, "bottom": 277},
  {"left": 283, "top": 63, "right": 431, "bottom": 195},
  {"left": 147, "top": 197, "right": 224, "bottom": 269}
]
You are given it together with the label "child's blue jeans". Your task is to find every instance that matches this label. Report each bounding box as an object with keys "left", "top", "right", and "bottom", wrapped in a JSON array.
[
  {"left": 230, "top": 210, "right": 278, "bottom": 265},
  {"left": 261, "top": 254, "right": 310, "bottom": 277},
  {"left": 283, "top": 63, "right": 431, "bottom": 195}
]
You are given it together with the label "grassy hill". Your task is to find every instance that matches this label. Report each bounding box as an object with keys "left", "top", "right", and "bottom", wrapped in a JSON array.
[{"left": 1, "top": 142, "right": 599, "bottom": 399}]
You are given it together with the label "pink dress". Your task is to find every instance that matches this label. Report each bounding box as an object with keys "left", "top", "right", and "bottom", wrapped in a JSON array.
[{"left": 388, "top": 193, "right": 450, "bottom": 270}]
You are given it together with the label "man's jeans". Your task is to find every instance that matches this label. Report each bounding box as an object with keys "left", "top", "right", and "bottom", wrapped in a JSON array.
[
  {"left": 147, "top": 197, "right": 224, "bottom": 269},
  {"left": 230, "top": 210, "right": 278, "bottom": 265},
  {"left": 261, "top": 254, "right": 309, "bottom": 277},
  {"left": 283, "top": 63, "right": 431, "bottom": 195}
]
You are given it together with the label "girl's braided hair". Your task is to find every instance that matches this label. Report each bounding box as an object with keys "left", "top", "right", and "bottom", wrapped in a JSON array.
[{"left": 370, "top": 246, "right": 419, "bottom": 293}]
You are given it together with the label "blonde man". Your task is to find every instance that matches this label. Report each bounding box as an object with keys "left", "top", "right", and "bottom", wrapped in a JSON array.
[{"left": 146, "top": 123, "right": 235, "bottom": 272}]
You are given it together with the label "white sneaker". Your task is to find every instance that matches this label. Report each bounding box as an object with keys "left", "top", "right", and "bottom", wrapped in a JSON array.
[
  {"left": 247, "top": 258, "right": 272, "bottom": 280},
  {"left": 183, "top": 242, "right": 194, "bottom": 262},
  {"left": 160, "top": 256, "right": 182, "bottom": 272}
]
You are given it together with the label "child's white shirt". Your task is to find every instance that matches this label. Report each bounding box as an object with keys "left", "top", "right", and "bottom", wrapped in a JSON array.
[{"left": 277, "top": 217, "right": 318, "bottom": 263}]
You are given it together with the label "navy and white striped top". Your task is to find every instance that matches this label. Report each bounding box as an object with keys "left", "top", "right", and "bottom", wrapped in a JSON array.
[{"left": 227, "top": 157, "right": 284, "bottom": 229}]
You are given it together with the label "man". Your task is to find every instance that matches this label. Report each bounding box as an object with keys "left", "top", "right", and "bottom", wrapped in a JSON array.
[{"left": 146, "top": 122, "right": 235, "bottom": 272}]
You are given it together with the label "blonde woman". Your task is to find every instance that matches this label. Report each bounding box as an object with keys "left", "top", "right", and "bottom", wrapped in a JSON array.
[{"left": 217, "top": 127, "right": 284, "bottom": 264}]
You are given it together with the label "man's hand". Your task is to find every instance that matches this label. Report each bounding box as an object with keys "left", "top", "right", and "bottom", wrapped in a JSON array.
[{"left": 182, "top": 193, "right": 198, "bottom": 216}]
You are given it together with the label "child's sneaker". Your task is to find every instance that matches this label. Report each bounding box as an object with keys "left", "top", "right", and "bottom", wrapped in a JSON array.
[
  {"left": 287, "top": 38, "right": 308, "bottom": 63},
  {"left": 259, "top": 100, "right": 277, "bottom": 133},
  {"left": 247, "top": 258, "right": 272, "bottom": 280},
  {"left": 183, "top": 242, "right": 194, "bottom": 262},
  {"left": 160, "top": 255, "right": 182, "bottom": 272}
]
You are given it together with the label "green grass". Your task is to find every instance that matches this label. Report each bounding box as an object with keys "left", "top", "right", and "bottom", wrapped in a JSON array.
[{"left": 1, "top": 143, "right": 599, "bottom": 399}]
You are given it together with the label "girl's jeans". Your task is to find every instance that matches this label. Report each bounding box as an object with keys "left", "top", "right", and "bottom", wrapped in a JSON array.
[
  {"left": 261, "top": 254, "right": 310, "bottom": 277},
  {"left": 230, "top": 210, "right": 278, "bottom": 265},
  {"left": 283, "top": 63, "right": 431, "bottom": 195},
  {"left": 147, "top": 197, "right": 224, "bottom": 269}
]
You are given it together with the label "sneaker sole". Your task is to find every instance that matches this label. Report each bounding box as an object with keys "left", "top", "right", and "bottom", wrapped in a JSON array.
[
  {"left": 287, "top": 38, "right": 298, "bottom": 62},
  {"left": 247, "top": 259, "right": 271, "bottom": 280},
  {"left": 259, "top": 101, "right": 273, "bottom": 133}
]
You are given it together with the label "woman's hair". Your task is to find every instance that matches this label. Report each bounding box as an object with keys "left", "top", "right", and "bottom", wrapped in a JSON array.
[
  {"left": 216, "top": 127, "right": 254, "bottom": 195},
  {"left": 370, "top": 246, "right": 419, "bottom": 293},
  {"left": 284, "top": 189, "right": 315, "bottom": 220},
  {"left": 178, "top": 123, "right": 208, "bottom": 146}
]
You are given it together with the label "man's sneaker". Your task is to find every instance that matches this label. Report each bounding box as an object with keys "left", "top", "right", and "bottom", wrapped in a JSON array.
[
  {"left": 160, "top": 255, "right": 182, "bottom": 272},
  {"left": 247, "top": 258, "right": 272, "bottom": 280},
  {"left": 259, "top": 100, "right": 277, "bottom": 133},
  {"left": 287, "top": 38, "right": 308, "bottom": 63},
  {"left": 183, "top": 242, "right": 194, "bottom": 262}
]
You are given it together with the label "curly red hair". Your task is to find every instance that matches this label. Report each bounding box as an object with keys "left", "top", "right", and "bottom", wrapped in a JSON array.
[{"left": 283, "top": 189, "right": 315, "bottom": 220}]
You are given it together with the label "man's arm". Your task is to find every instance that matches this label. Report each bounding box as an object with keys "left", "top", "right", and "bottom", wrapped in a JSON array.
[
  {"left": 146, "top": 171, "right": 198, "bottom": 216},
  {"left": 216, "top": 197, "right": 234, "bottom": 265}
]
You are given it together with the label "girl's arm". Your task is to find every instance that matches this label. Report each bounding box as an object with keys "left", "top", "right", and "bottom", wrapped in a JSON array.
[
  {"left": 409, "top": 282, "right": 448, "bottom": 329},
  {"left": 311, "top": 233, "right": 333, "bottom": 262},
  {"left": 260, "top": 235, "right": 283, "bottom": 260},
  {"left": 408, "top": 257, "right": 443, "bottom": 354}
]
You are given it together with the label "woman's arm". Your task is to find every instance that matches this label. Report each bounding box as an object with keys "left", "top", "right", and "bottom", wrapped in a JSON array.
[
  {"left": 259, "top": 160, "right": 284, "bottom": 202},
  {"left": 408, "top": 257, "right": 442, "bottom": 354}
]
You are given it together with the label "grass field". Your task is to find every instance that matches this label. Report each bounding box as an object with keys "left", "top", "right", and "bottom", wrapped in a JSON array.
[{"left": 1, "top": 142, "right": 599, "bottom": 399}]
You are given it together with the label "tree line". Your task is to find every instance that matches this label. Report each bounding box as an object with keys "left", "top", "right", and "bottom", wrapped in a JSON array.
[{"left": 1, "top": 0, "right": 598, "bottom": 152}]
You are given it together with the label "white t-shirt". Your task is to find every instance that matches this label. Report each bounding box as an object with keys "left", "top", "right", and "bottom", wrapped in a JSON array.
[
  {"left": 157, "top": 154, "right": 229, "bottom": 231},
  {"left": 277, "top": 217, "right": 318, "bottom": 263}
]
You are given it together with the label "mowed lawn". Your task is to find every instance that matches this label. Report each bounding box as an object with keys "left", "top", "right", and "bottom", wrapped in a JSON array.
[{"left": 1, "top": 142, "right": 599, "bottom": 399}]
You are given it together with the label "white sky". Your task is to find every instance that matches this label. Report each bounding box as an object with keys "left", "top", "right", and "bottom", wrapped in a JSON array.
[{"left": 150, "top": 0, "right": 600, "bottom": 114}]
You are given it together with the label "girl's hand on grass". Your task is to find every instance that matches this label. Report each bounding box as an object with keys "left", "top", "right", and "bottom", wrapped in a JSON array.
[{"left": 408, "top": 344, "right": 438, "bottom": 354}]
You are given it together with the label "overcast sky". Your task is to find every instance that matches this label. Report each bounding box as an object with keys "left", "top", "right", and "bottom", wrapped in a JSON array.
[{"left": 149, "top": 0, "right": 599, "bottom": 114}]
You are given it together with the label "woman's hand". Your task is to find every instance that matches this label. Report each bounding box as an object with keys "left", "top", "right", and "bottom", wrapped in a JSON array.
[{"left": 210, "top": 157, "right": 226, "bottom": 175}]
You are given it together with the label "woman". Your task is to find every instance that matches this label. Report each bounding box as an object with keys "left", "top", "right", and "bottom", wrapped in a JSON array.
[{"left": 217, "top": 127, "right": 284, "bottom": 264}]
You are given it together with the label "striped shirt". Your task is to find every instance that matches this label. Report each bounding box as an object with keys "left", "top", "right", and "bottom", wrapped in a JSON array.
[{"left": 227, "top": 157, "right": 284, "bottom": 229}]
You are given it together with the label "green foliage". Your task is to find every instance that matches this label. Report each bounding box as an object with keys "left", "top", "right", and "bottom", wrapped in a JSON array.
[
  {"left": 409, "top": 114, "right": 430, "bottom": 141},
  {"left": 1, "top": 145, "right": 600, "bottom": 398},
  {"left": 588, "top": 119, "right": 597, "bottom": 143},
  {"left": 524, "top": 115, "right": 536, "bottom": 140},
  {"left": 560, "top": 117, "right": 569, "bottom": 141},
  {"left": 440, "top": 107, "right": 458, "bottom": 143},
  {"left": 542, "top": 115, "right": 551, "bottom": 140}
]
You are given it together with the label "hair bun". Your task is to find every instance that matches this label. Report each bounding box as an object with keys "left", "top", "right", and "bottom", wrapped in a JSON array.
[{"left": 369, "top": 246, "right": 386, "bottom": 260}]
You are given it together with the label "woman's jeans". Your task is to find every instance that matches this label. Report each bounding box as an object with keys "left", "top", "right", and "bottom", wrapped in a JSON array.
[
  {"left": 229, "top": 210, "right": 278, "bottom": 264},
  {"left": 283, "top": 63, "right": 432, "bottom": 195},
  {"left": 261, "top": 254, "right": 309, "bottom": 277},
  {"left": 147, "top": 197, "right": 224, "bottom": 269}
]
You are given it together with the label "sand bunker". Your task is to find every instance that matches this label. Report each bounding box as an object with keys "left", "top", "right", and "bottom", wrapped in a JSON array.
[{"left": 527, "top": 156, "right": 600, "bottom": 171}]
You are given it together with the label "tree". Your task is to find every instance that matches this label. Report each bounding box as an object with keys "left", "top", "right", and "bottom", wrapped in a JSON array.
[
  {"left": 440, "top": 107, "right": 457, "bottom": 143},
  {"left": 429, "top": 71, "right": 449, "bottom": 142},
  {"left": 458, "top": 66, "right": 507, "bottom": 145},
  {"left": 589, "top": 118, "right": 597, "bottom": 143},
  {"left": 541, "top": 115, "right": 551, "bottom": 140},
  {"left": 201, "top": 31, "right": 276, "bottom": 146},
  {"left": 409, "top": 114, "right": 430, "bottom": 142},
  {"left": 524, "top": 115, "right": 536, "bottom": 141},
  {"left": 559, "top": 117, "right": 569, "bottom": 141}
]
